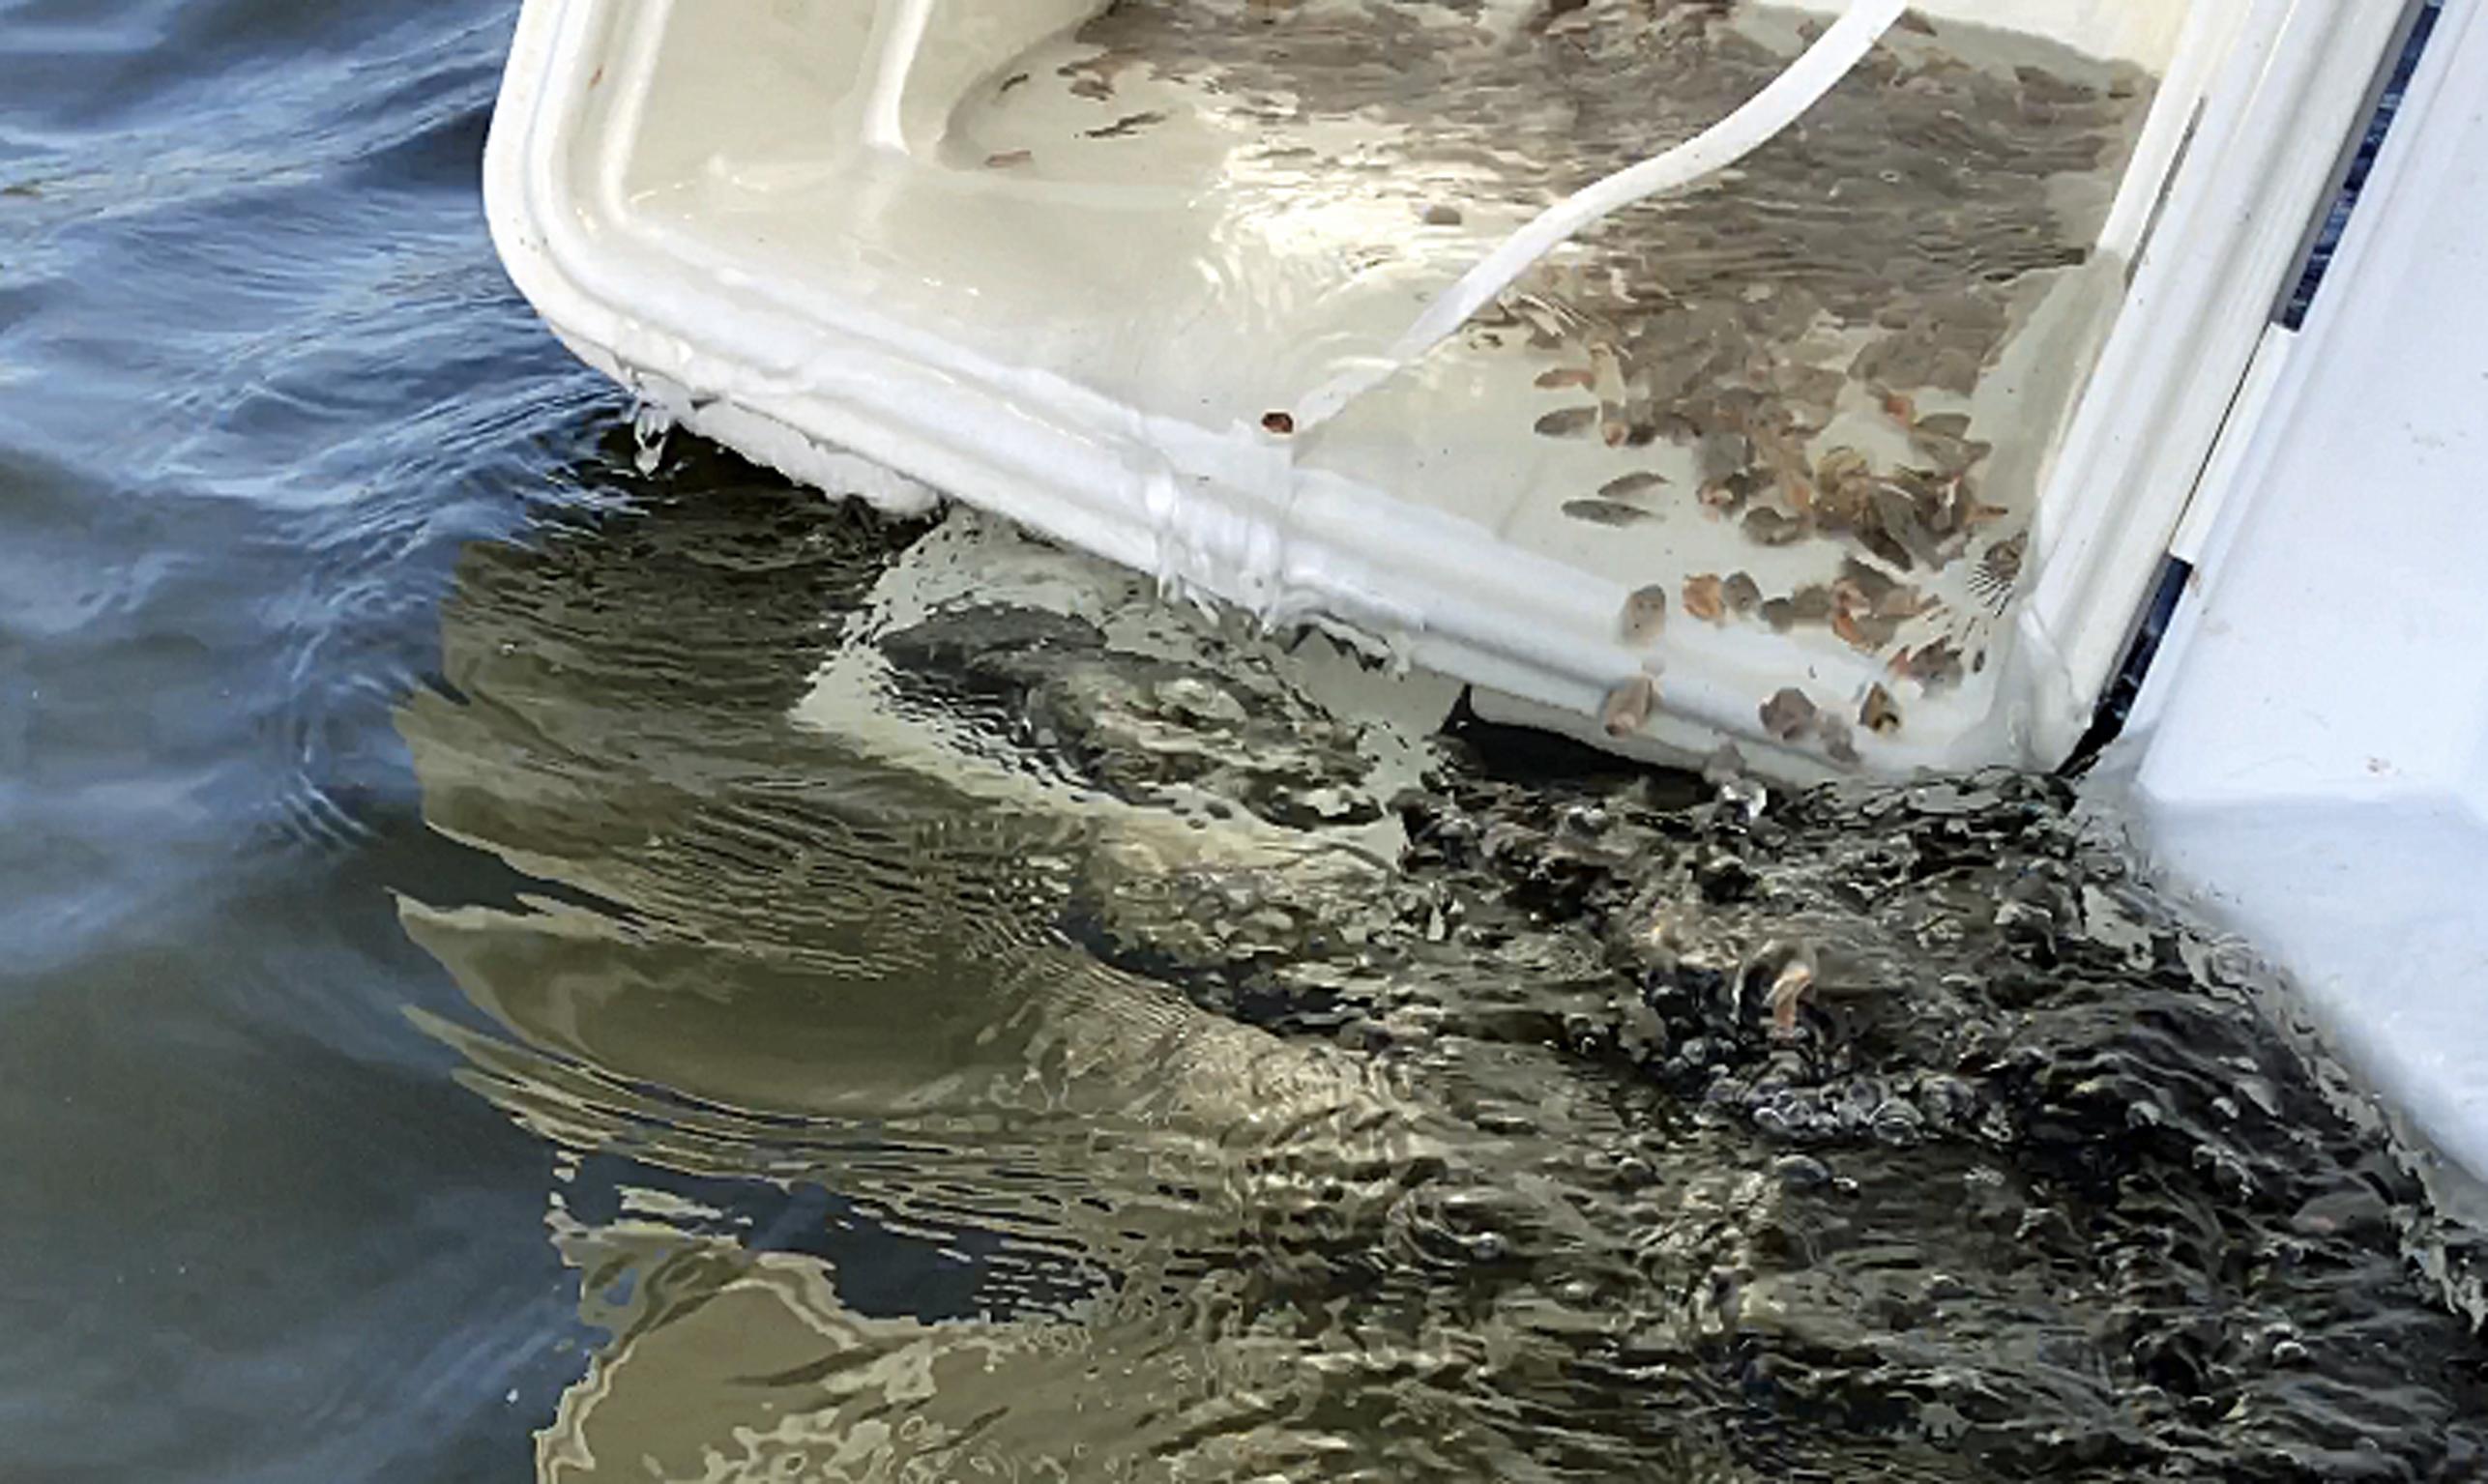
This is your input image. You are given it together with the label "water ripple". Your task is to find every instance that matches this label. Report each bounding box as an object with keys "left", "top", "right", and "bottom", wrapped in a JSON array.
[{"left": 396, "top": 478, "right": 2487, "bottom": 1480}]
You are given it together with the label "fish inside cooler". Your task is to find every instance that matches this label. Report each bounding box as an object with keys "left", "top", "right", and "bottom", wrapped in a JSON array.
[{"left": 498, "top": 0, "right": 2378, "bottom": 774}]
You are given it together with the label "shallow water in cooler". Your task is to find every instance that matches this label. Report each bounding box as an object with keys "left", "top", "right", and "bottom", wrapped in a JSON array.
[
  {"left": 643, "top": 0, "right": 2158, "bottom": 768},
  {"left": 957, "top": 0, "right": 2151, "bottom": 702},
  {"left": 3, "top": 1, "right": 2486, "bottom": 1481}
]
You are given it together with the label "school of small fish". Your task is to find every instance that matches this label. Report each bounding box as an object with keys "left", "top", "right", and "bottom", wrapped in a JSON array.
[{"left": 959, "top": 0, "right": 2148, "bottom": 766}]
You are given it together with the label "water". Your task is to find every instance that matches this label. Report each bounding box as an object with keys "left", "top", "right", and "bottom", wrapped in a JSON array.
[
  {"left": 3, "top": 3, "right": 2486, "bottom": 1482},
  {"left": 1281, "top": 0, "right": 1916, "bottom": 429}
]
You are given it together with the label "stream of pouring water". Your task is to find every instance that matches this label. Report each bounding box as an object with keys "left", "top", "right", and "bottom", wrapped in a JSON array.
[{"left": 1287, "top": 0, "right": 1910, "bottom": 433}]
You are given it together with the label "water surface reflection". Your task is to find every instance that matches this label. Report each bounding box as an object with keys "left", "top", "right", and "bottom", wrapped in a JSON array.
[{"left": 403, "top": 446, "right": 2488, "bottom": 1482}]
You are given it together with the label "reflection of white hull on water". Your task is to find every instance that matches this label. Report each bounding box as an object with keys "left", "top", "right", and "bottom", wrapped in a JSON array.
[{"left": 483, "top": 0, "right": 2488, "bottom": 1218}]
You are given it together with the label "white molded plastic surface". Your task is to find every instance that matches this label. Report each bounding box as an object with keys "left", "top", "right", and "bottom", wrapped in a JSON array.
[
  {"left": 1792, "top": 0, "right": 2194, "bottom": 66},
  {"left": 2016, "top": 0, "right": 2422, "bottom": 765},
  {"left": 483, "top": 0, "right": 2391, "bottom": 777},
  {"left": 2118, "top": 0, "right": 2488, "bottom": 1180}
]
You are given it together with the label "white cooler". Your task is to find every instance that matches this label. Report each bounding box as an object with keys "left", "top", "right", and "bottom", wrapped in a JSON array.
[{"left": 483, "top": 1, "right": 2488, "bottom": 1180}]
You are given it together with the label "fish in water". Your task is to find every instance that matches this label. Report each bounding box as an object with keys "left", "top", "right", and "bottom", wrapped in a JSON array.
[
  {"left": 1601, "top": 671, "right": 1657, "bottom": 737},
  {"left": 1830, "top": 605, "right": 1888, "bottom": 653},
  {"left": 1742, "top": 939, "right": 1820, "bottom": 1037},
  {"left": 1683, "top": 573, "right": 1726, "bottom": 624},
  {"left": 1535, "top": 406, "right": 1601, "bottom": 439},
  {"left": 1084, "top": 109, "right": 1168, "bottom": 139},
  {"left": 1742, "top": 507, "right": 1808, "bottom": 546},
  {"left": 1703, "top": 742, "right": 1767, "bottom": 820},
  {"left": 1564, "top": 498, "right": 1658, "bottom": 527},
  {"left": 1598, "top": 471, "right": 1669, "bottom": 501},
  {"left": 1619, "top": 584, "right": 1669, "bottom": 646},
  {"left": 1760, "top": 685, "right": 1817, "bottom": 742},
  {"left": 1970, "top": 531, "right": 2027, "bottom": 612},
  {"left": 1832, "top": 559, "right": 1924, "bottom": 621},
  {"left": 1899, "top": 636, "right": 1965, "bottom": 691}
]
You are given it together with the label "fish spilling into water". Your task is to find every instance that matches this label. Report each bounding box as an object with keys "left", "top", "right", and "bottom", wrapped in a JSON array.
[{"left": 400, "top": 486, "right": 2488, "bottom": 1482}]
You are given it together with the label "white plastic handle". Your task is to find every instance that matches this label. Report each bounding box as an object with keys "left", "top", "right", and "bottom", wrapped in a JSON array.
[
  {"left": 863, "top": 0, "right": 939, "bottom": 154},
  {"left": 1291, "top": 0, "right": 1912, "bottom": 431}
]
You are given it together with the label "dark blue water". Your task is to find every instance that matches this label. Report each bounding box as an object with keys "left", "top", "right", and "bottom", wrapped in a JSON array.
[
  {"left": 5, "top": 5, "right": 2486, "bottom": 1482},
  {"left": 0, "top": 4, "right": 605, "bottom": 1476}
]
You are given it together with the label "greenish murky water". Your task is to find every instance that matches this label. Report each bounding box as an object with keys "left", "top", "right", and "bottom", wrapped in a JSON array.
[{"left": 2, "top": 3, "right": 2483, "bottom": 1480}]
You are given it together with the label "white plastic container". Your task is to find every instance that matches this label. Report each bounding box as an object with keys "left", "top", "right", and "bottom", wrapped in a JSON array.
[
  {"left": 2112, "top": 0, "right": 2488, "bottom": 1184},
  {"left": 483, "top": 0, "right": 2413, "bottom": 777}
]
